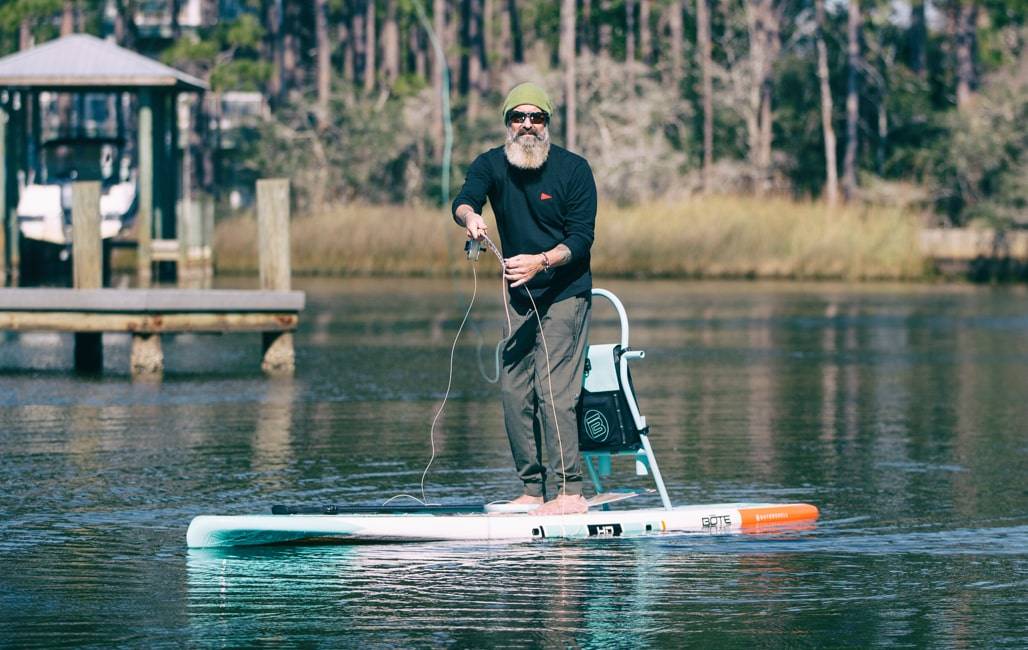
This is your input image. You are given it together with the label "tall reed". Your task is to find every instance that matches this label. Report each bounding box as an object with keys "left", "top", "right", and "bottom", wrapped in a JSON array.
[{"left": 214, "top": 195, "right": 927, "bottom": 280}]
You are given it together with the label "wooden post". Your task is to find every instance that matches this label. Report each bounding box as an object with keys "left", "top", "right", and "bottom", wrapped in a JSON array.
[
  {"left": 0, "top": 101, "right": 8, "bottom": 285},
  {"left": 72, "top": 181, "right": 103, "bottom": 373},
  {"left": 257, "top": 178, "right": 294, "bottom": 375},
  {"left": 137, "top": 90, "right": 154, "bottom": 287},
  {"left": 132, "top": 95, "right": 164, "bottom": 375},
  {"left": 131, "top": 333, "right": 163, "bottom": 375}
]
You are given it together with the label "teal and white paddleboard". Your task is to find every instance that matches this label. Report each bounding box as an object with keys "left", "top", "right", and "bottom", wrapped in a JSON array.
[{"left": 186, "top": 502, "right": 819, "bottom": 548}]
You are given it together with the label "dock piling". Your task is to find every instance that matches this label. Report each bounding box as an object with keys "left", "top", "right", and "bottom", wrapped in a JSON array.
[
  {"left": 257, "top": 178, "right": 294, "bottom": 375},
  {"left": 72, "top": 181, "right": 103, "bottom": 373}
]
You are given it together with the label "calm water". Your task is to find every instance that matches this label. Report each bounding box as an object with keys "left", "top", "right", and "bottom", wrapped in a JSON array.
[{"left": 1, "top": 278, "right": 1026, "bottom": 648}]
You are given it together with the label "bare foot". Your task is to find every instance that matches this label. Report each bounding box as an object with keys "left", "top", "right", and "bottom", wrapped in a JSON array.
[
  {"left": 534, "top": 494, "right": 589, "bottom": 516},
  {"left": 510, "top": 494, "right": 544, "bottom": 505}
]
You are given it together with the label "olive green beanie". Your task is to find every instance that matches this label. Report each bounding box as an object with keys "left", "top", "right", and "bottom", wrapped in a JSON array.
[{"left": 501, "top": 82, "right": 554, "bottom": 120}]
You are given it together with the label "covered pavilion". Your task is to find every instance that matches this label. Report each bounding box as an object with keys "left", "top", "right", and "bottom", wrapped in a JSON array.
[{"left": 0, "top": 33, "right": 208, "bottom": 285}]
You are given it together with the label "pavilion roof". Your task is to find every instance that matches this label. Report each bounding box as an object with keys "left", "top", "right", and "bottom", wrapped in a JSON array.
[{"left": 0, "top": 34, "right": 207, "bottom": 92}]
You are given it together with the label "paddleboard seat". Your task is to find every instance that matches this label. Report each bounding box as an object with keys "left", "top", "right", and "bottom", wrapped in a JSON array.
[{"left": 579, "top": 289, "right": 673, "bottom": 510}]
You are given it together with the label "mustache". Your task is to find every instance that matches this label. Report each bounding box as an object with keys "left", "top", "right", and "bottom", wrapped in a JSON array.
[{"left": 512, "top": 130, "right": 546, "bottom": 142}]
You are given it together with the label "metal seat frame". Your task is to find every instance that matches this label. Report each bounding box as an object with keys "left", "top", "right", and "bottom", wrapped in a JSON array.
[{"left": 583, "top": 289, "right": 673, "bottom": 511}]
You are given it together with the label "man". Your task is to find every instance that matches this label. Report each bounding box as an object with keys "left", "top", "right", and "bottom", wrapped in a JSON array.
[{"left": 451, "top": 82, "right": 597, "bottom": 516}]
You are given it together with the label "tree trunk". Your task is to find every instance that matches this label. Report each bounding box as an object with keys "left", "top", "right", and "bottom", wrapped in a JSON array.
[
  {"left": 842, "top": 0, "right": 861, "bottom": 200},
  {"left": 19, "top": 19, "right": 32, "bottom": 49},
  {"left": 639, "top": 0, "right": 651, "bottom": 64},
  {"left": 315, "top": 0, "right": 331, "bottom": 124},
  {"left": 909, "top": 0, "right": 927, "bottom": 78},
  {"left": 668, "top": 0, "right": 683, "bottom": 89},
  {"left": 955, "top": 1, "right": 978, "bottom": 111},
  {"left": 877, "top": 96, "right": 888, "bottom": 175},
  {"left": 340, "top": 21, "right": 354, "bottom": 83},
  {"left": 459, "top": 0, "right": 470, "bottom": 96},
  {"left": 581, "top": 0, "right": 593, "bottom": 53},
  {"left": 507, "top": 0, "right": 523, "bottom": 63},
  {"left": 815, "top": 0, "right": 838, "bottom": 207},
  {"left": 283, "top": 1, "right": 301, "bottom": 95},
  {"left": 383, "top": 0, "right": 400, "bottom": 87},
  {"left": 560, "top": 0, "right": 577, "bottom": 151},
  {"left": 433, "top": 0, "right": 447, "bottom": 159},
  {"left": 267, "top": 0, "right": 285, "bottom": 105},
  {"left": 745, "top": 0, "right": 779, "bottom": 194},
  {"left": 353, "top": 4, "right": 366, "bottom": 91},
  {"left": 412, "top": 23, "right": 427, "bottom": 79},
  {"left": 599, "top": 0, "right": 612, "bottom": 54},
  {"left": 61, "top": 1, "right": 74, "bottom": 35},
  {"left": 364, "top": 0, "right": 377, "bottom": 93},
  {"left": 467, "top": 0, "right": 487, "bottom": 119},
  {"left": 626, "top": 0, "right": 636, "bottom": 62},
  {"left": 626, "top": 0, "right": 635, "bottom": 87},
  {"left": 697, "top": 0, "right": 713, "bottom": 192},
  {"left": 484, "top": 0, "right": 495, "bottom": 86},
  {"left": 170, "top": 0, "right": 180, "bottom": 39}
]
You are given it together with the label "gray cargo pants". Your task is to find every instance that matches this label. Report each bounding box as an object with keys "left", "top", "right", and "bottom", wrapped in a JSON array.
[{"left": 501, "top": 293, "right": 591, "bottom": 498}]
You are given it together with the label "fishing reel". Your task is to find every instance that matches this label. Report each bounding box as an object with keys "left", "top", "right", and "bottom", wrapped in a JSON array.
[{"left": 464, "top": 238, "right": 486, "bottom": 261}]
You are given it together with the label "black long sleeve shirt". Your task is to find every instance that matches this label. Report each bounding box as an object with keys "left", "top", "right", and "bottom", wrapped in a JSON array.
[{"left": 452, "top": 144, "right": 597, "bottom": 309}]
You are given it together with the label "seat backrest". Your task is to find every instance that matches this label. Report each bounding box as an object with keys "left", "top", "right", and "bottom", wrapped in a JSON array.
[{"left": 578, "top": 344, "right": 643, "bottom": 452}]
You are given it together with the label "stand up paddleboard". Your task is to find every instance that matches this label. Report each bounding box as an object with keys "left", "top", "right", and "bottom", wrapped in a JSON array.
[{"left": 186, "top": 289, "right": 819, "bottom": 548}]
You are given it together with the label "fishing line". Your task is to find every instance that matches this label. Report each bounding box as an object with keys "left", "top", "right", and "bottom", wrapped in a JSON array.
[
  {"left": 417, "top": 262, "right": 480, "bottom": 504},
  {"left": 406, "top": 2, "right": 567, "bottom": 506},
  {"left": 479, "top": 234, "right": 569, "bottom": 502}
]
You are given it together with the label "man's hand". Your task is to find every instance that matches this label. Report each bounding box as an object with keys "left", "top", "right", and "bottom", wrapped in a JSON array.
[
  {"left": 504, "top": 254, "right": 546, "bottom": 287},
  {"left": 462, "top": 211, "right": 488, "bottom": 241}
]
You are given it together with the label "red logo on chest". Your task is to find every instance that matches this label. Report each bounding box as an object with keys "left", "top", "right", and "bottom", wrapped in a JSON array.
[{"left": 540, "top": 192, "right": 552, "bottom": 200}]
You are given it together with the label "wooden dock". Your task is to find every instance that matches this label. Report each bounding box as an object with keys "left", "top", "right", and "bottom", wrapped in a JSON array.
[{"left": 0, "top": 178, "right": 304, "bottom": 375}]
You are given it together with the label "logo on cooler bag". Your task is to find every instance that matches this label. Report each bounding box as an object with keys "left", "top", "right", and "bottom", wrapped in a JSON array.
[{"left": 584, "top": 409, "right": 611, "bottom": 442}]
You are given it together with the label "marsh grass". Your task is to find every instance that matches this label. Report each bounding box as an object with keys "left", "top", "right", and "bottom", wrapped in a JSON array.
[{"left": 214, "top": 195, "right": 927, "bottom": 280}]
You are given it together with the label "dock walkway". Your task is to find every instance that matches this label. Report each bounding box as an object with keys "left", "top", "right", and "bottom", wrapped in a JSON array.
[{"left": 0, "top": 288, "right": 304, "bottom": 374}]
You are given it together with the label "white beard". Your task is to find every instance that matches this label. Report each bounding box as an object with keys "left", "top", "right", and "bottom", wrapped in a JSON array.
[{"left": 504, "top": 127, "right": 551, "bottom": 170}]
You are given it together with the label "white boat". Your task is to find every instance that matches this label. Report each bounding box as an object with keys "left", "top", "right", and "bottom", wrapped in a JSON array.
[
  {"left": 17, "top": 179, "right": 133, "bottom": 246},
  {"left": 16, "top": 136, "right": 136, "bottom": 281},
  {"left": 186, "top": 289, "right": 820, "bottom": 548}
]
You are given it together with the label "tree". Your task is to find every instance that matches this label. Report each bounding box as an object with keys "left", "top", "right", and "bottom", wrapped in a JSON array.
[
  {"left": 560, "top": 0, "right": 577, "bottom": 150},
  {"left": 814, "top": 0, "right": 838, "bottom": 206},
  {"left": 315, "top": 0, "right": 330, "bottom": 125},
  {"left": 745, "top": 0, "right": 781, "bottom": 194},
  {"left": 364, "top": 0, "right": 377, "bottom": 93},
  {"left": 696, "top": 0, "right": 713, "bottom": 191},
  {"left": 668, "top": 0, "right": 684, "bottom": 88},
  {"left": 383, "top": 0, "right": 400, "bottom": 88},
  {"left": 955, "top": 0, "right": 979, "bottom": 111},
  {"left": 842, "top": 0, "right": 860, "bottom": 200},
  {"left": 909, "top": 0, "right": 926, "bottom": 77}
]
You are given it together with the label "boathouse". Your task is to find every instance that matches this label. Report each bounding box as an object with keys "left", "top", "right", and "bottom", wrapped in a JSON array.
[{"left": 0, "top": 33, "right": 208, "bottom": 285}]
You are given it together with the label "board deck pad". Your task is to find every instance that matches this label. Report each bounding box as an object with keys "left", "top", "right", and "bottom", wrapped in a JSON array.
[{"left": 271, "top": 501, "right": 487, "bottom": 515}]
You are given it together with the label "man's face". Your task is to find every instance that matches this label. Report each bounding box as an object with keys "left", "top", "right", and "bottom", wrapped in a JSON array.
[
  {"left": 504, "top": 103, "right": 551, "bottom": 170},
  {"left": 507, "top": 103, "right": 548, "bottom": 141}
]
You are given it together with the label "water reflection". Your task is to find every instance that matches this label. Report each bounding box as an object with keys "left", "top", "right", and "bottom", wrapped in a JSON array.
[{"left": 3, "top": 279, "right": 1028, "bottom": 647}]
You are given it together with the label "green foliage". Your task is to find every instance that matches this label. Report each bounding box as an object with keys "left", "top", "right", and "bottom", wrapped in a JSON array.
[
  {"left": 160, "top": 37, "right": 219, "bottom": 73},
  {"left": 237, "top": 85, "right": 431, "bottom": 210},
  {"left": 6, "top": 0, "right": 1019, "bottom": 229},
  {"left": 224, "top": 13, "right": 264, "bottom": 51},
  {"left": 210, "top": 59, "right": 273, "bottom": 92},
  {"left": 0, "top": 0, "right": 64, "bottom": 55},
  {"left": 927, "top": 57, "right": 1028, "bottom": 226}
]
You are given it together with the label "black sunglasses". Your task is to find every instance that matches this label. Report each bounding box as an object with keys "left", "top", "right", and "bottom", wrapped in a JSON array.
[{"left": 506, "top": 110, "right": 548, "bottom": 126}]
